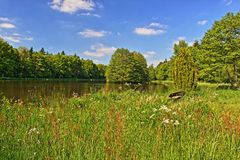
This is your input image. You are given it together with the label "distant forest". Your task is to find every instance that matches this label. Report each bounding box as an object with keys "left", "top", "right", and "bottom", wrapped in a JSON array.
[{"left": 0, "top": 40, "right": 106, "bottom": 79}]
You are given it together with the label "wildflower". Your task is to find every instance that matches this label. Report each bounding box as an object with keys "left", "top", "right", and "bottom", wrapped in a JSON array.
[
  {"left": 162, "top": 118, "right": 170, "bottom": 124},
  {"left": 153, "top": 108, "right": 158, "bottom": 112},
  {"left": 172, "top": 111, "right": 177, "bottom": 115},
  {"left": 150, "top": 114, "right": 155, "bottom": 119},
  {"left": 174, "top": 120, "right": 180, "bottom": 126},
  {"left": 160, "top": 105, "right": 171, "bottom": 112},
  {"left": 28, "top": 128, "right": 40, "bottom": 135}
]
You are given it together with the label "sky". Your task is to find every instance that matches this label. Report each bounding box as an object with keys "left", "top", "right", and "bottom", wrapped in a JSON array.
[{"left": 0, "top": 0, "right": 239, "bottom": 66}]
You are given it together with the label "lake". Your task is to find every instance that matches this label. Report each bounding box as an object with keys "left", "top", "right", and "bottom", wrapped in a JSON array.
[{"left": 0, "top": 80, "right": 169, "bottom": 101}]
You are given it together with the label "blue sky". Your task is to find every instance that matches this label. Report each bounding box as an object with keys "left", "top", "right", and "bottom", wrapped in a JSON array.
[{"left": 0, "top": 0, "right": 239, "bottom": 66}]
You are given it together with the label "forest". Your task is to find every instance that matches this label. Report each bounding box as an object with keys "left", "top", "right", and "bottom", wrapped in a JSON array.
[
  {"left": 0, "top": 41, "right": 106, "bottom": 79},
  {"left": 0, "top": 12, "right": 240, "bottom": 87}
]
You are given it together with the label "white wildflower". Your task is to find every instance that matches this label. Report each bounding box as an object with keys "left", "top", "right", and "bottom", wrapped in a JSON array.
[
  {"left": 153, "top": 108, "right": 158, "bottom": 112},
  {"left": 174, "top": 120, "right": 180, "bottom": 126},
  {"left": 172, "top": 112, "right": 177, "bottom": 115},
  {"left": 28, "top": 128, "right": 39, "bottom": 135},
  {"left": 160, "top": 105, "right": 171, "bottom": 112},
  {"left": 162, "top": 118, "right": 170, "bottom": 124}
]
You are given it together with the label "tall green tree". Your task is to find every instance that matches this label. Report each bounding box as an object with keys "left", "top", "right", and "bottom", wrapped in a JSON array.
[
  {"left": 200, "top": 12, "right": 240, "bottom": 86},
  {"left": 173, "top": 40, "right": 188, "bottom": 56},
  {"left": 148, "top": 64, "right": 156, "bottom": 81},
  {"left": 106, "top": 48, "right": 149, "bottom": 83},
  {"left": 156, "top": 59, "right": 171, "bottom": 81},
  {"left": 0, "top": 38, "right": 20, "bottom": 77},
  {"left": 172, "top": 48, "right": 197, "bottom": 90}
]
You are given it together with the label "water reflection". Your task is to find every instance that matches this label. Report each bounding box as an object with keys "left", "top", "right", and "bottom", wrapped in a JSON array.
[{"left": 0, "top": 80, "right": 169, "bottom": 101}]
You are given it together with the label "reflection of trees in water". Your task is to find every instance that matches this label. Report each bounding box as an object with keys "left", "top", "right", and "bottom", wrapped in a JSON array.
[{"left": 0, "top": 80, "right": 170, "bottom": 102}]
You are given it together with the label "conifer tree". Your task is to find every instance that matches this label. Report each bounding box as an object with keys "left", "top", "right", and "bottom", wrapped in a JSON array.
[{"left": 172, "top": 48, "right": 197, "bottom": 90}]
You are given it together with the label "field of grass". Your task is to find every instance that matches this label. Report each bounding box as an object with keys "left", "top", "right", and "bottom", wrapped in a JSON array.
[{"left": 0, "top": 87, "right": 240, "bottom": 159}]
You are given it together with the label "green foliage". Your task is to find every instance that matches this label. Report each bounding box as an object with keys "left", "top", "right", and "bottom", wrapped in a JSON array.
[
  {"left": 156, "top": 59, "right": 171, "bottom": 81},
  {"left": 0, "top": 38, "right": 104, "bottom": 79},
  {"left": 97, "top": 64, "right": 107, "bottom": 79},
  {"left": 200, "top": 12, "right": 240, "bottom": 86},
  {"left": 148, "top": 64, "right": 156, "bottom": 81},
  {"left": 172, "top": 48, "right": 197, "bottom": 90},
  {"left": 106, "top": 48, "right": 149, "bottom": 83},
  {"left": 173, "top": 40, "right": 188, "bottom": 56},
  {"left": 0, "top": 39, "right": 20, "bottom": 77}
]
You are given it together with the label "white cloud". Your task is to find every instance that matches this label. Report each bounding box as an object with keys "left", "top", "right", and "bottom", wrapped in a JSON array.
[
  {"left": 134, "top": 27, "right": 165, "bottom": 36},
  {"left": 146, "top": 51, "right": 157, "bottom": 55},
  {"left": 0, "top": 17, "right": 11, "bottom": 22},
  {"left": 78, "top": 29, "right": 108, "bottom": 38},
  {"left": 83, "top": 43, "right": 116, "bottom": 58},
  {"left": 1, "top": 35, "right": 20, "bottom": 43},
  {"left": 225, "top": 0, "right": 232, "bottom": 6},
  {"left": 134, "top": 22, "right": 167, "bottom": 36},
  {"left": 149, "top": 22, "right": 167, "bottom": 29},
  {"left": 12, "top": 33, "right": 20, "bottom": 36},
  {"left": 143, "top": 51, "right": 157, "bottom": 58},
  {"left": 0, "top": 33, "right": 33, "bottom": 43},
  {"left": 24, "top": 37, "right": 34, "bottom": 41},
  {"left": 197, "top": 20, "right": 207, "bottom": 26},
  {"left": 0, "top": 23, "right": 16, "bottom": 29},
  {"left": 51, "top": 0, "right": 95, "bottom": 14},
  {"left": 173, "top": 36, "right": 186, "bottom": 45},
  {"left": 80, "top": 12, "right": 101, "bottom": 18},
  {"left": 148, "top": 60, "right": 163, "bottom": 67}
]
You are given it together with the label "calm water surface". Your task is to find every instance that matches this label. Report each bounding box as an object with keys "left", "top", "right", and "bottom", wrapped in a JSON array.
[{"left": 0, "top": 80, "right": 169, "bottom": 101}]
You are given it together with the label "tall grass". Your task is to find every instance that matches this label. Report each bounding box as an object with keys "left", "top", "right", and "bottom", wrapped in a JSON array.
[{"left": 0, "top": 88, "right": 240, "bottom": 159}]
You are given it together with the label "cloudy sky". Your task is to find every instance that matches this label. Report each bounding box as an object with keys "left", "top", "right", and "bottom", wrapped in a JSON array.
[{"left": 0, "top": 0, "right": 239, "bottom": 65}]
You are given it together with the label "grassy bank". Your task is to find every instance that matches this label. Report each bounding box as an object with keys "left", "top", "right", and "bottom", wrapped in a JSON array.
[{"left": 0, "top": 88, "right": 240, "bottom": 159}]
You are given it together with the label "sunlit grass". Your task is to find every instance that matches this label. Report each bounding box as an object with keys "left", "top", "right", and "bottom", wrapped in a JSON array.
[{"left": 0, "top": 88, "right": 240, "bottom": 159}]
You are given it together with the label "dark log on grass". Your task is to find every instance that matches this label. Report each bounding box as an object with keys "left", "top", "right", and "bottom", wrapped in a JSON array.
[{"left": 169, "top": 91, "right": 185, "bottom": 100}]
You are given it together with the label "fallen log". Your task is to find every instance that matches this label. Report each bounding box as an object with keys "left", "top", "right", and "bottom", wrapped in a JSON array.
[{"left": 169, "top": 91, "right": 185, "bottom": 100}]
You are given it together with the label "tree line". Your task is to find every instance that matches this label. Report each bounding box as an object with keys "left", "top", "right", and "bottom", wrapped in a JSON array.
[
  {"left": 0, "top": 39, "right": 106, "bottom": 79},
  {"left": 155, "top": 12, "right": 240, "bottom": 87},
  {"left": 0, "top": 12, "right": 239, "bottom": 86}
]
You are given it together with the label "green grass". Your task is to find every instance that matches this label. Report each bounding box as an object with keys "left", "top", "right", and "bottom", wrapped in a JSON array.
[{"left": 0, "top": 88, "right": 240, "bottom": 159}]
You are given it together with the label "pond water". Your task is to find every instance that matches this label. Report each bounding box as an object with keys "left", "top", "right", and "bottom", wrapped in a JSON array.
[{"left": 0, "top": 80, "right": 169, "bottom": 101}]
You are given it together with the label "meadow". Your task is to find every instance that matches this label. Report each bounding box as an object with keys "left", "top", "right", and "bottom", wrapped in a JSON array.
[{"left": 0, "top": 85, "right": 240, "bottom": 159}]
